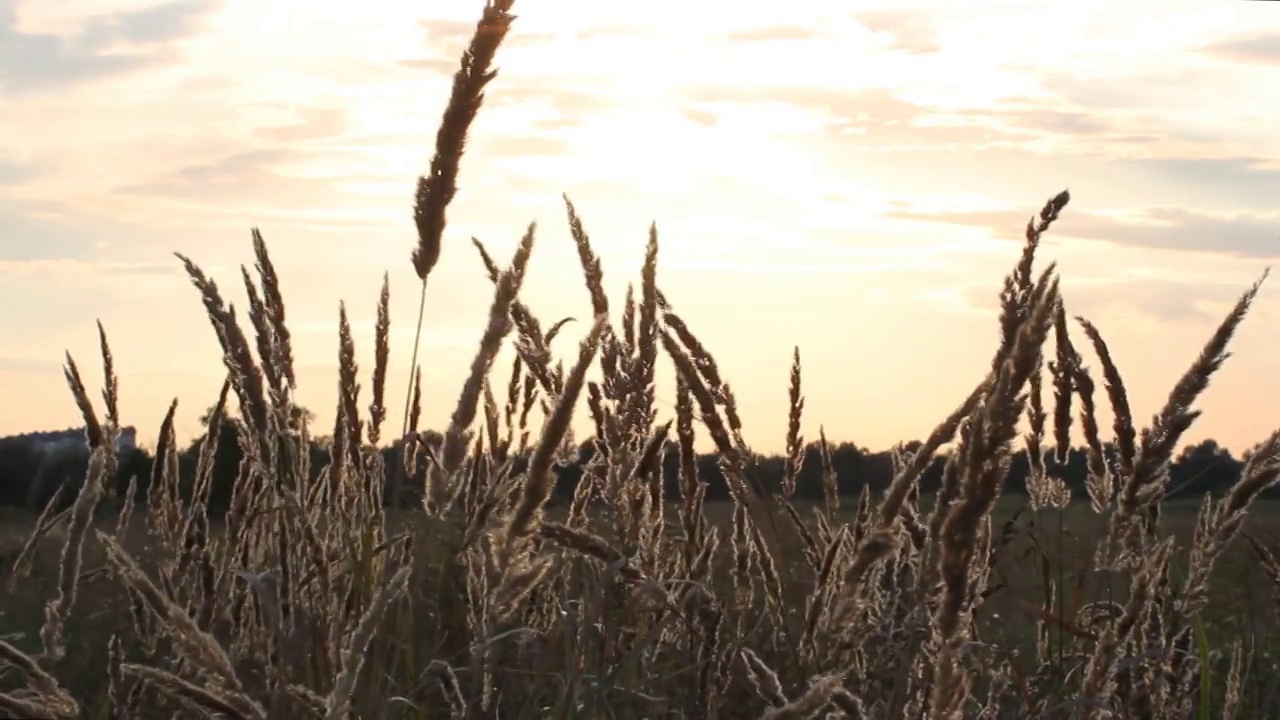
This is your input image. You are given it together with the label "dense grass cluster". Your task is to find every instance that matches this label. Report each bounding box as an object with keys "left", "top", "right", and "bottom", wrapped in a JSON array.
[{"left": 4, "top": 2, "right": 1280, "bottom": 718}]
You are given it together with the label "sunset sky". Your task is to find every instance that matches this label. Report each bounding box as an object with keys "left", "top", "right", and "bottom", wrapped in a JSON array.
[{"left": 2, "top": 0, "right": 1278, "bottom": 457}]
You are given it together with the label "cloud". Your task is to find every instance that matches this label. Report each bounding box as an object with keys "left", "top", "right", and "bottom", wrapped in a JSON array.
[
  {"left": 497, "top": 77, "right": 617, "bottom": 111},
  {"left": 0, "top": 198, "right": 97, "bottom": 261},
  {"left": 668, "top": 257, "right": 939, "bottom": 276},
  {"left": 396, "top": 21, "right": 475, "bottom": 75},
  {"left": 0, "top": 0, "right": 222, "bottom": 95},
  {"left": 1039, "top": 68, "right": 1234, "bottom": 116},
  {"left": 173, "top": 147, "right": 291, "bottom": 184},
  {"left": 688, "top": 86, "right": 1120, "bottom": 147},
  {"left": 905, "top": 99, "right": 1215, "bottom": 154},
  {"left": 397, "top": 57, "right": 458, "bottom": 75},
  {"left": 399, "top": 19, "right": 554, "bottom": 73},
  {"left": 959, "top": 276, "right": 1254, "bottom": 327},
  {"left": 574, "top": 24, "right": 655, "bottom": 41},
  {"left": 111, "top": 115, "right": 558, "bottom": 214},
  {"left": 1069, "top": 279, "right": 1244, "bottom": 326},
  {"left": 681, "top": 86, "right": 1040, "bottom": 148},
  {"left": 852, "top": 10, "right": 941, "bottom": 55},
  {"left": 680, "top": 107, "right": 717, "bottom": 127},
  {"left": 113, "top": 148, "right": 302, "bottom": 199},
  {"left": 725, "top": 25, "right": 821, "bottom": 43},
  {"left": 480, "top": 135, "right": 572, "bottom": 158},
  {"left": 253, "top": 107, "right": 347, "bottom": 144},
  {"left": 686, "top": 86, "right": 924, "bottom": 129},
  {"left": 980, "top": 105, "right": 1116, "bottom": 136},
  {"left": 1119, "top": 157, "right": 1280, "bottom": 204},
  {"left": 0, "top": 159, "right": 35, "bottom": 185},
  {"left": 507, "top": 31, "right": 558, "bottom": 48},
  {"left": 0, "top": 258, "right": 174, "bottom": 279},
  {"left": 886, "top": 205, "right": 1280, "bottom": 259},
  {"left": 397, "top": 55, "right": 620, "bottom": 122},
  {"left": 417, "top": 19, "right": 479, "bottom": 41},
  {"left": 109, "top": 0, "right": 217, "bottom": 43},
  {"left": 1199, "top": 32, "right": 1280, "bottom": 66},
  {"left": 682, "top": 67, "right": 1269, "bottom": 162}
]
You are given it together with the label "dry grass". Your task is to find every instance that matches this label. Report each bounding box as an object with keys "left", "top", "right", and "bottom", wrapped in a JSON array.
[{"left": 4, "top": 2, "right": 1280, "bottom": 718}]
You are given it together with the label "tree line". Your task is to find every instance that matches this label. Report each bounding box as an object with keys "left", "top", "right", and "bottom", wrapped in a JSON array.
[{"left": 0, "top": 410, "right": 1258, "bottom": 515}]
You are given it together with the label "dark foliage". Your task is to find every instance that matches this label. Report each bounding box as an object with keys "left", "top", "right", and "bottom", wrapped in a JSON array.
[{"left": 0, "top": 424, "right": 1255, "bottom": 515}]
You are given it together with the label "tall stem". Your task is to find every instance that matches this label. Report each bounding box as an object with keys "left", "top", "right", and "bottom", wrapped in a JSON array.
[{"left": 401, "top": 277, "right": 428, "bottom": 439}]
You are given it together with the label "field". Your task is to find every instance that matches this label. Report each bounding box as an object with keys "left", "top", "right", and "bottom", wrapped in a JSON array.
[
  {"left": 3, "top": 1, "right": 1280, "bottom": 718},
  {"left": 5, "top": 492, "right": 1280, "bottom": 718}
]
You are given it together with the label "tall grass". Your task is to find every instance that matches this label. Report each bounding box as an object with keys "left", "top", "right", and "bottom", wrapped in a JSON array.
[{"left": 3, "top": 2, "right": 1280, "bottom": 718}]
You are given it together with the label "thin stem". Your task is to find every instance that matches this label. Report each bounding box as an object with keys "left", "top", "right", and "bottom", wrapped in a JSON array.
[
  {"left": 1057, "top": 504, "right": 1065, "bottom": 682},
  {"left": 401, "top": 278, "right": 428, "bottom": 440}
]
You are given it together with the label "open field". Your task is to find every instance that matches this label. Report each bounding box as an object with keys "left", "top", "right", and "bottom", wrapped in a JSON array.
[{"left": 5, "top": 495, "right": 1280, "bottom": 717}]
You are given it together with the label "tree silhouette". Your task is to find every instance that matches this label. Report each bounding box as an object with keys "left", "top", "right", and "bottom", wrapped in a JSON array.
[
  {"left": 197, "top": 402, "right": 314, "bottom": 436},
  {"left": 0, "top": 412, "right": 1264, "bottom": 513}
]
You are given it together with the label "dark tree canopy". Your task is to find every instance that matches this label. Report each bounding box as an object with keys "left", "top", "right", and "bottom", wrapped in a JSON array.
[{"left": 0, "top": 428, "right": 1257, "bottom": 515}]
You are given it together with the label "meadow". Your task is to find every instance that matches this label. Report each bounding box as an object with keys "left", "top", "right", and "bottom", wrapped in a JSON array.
[{"left": 3, "top": 1, "right": 1280, "bottom": 718}]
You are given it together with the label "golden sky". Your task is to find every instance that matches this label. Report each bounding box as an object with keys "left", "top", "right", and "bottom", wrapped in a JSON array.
[{"left": 2, "top": 0, "right": 1278, "bottom": 456}]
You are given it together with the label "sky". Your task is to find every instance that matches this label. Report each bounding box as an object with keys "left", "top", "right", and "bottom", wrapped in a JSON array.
[{"left": 1, "top": 0, "right": 1278, "bottom": 458}]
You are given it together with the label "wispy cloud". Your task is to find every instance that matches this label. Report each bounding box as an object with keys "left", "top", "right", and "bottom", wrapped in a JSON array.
[
  {"left": 886, "top": 204, "right": 1280, "bottom": 258},
  {"left": 955, "top": 275, "right": 1259, "bottom": 327},
  {"left": 0, "top": 159, "right": 36, "bottom": 185},
  {"left": 573, "top": 23, "right": 655, "bottom": 41},
  {"left": 1199, "top": 32, "right": 1280, "bottom": 66},
  {"left": 725, "top": 25, "right": 823, "bottom": 43},
  {"left": 0, "top": 0, "right": 221, "bottom": 95},
  {"left": 0, "top": 258, "right": 174, "bottom": 278},
  {"left": 253, "top": 106, "right": 348, "bottom": 143},
  {"left": 0, "top": 198, "right": 99, "bottom": 262},
  {"left": 1117, "top": 157, "right": 1280, "bottom": 210},
  {"left": 117, "top": 147, "right": 302, "bottom": 197},
  {"left": 852, "top": 9, "right": 941, "bottom": 54}
]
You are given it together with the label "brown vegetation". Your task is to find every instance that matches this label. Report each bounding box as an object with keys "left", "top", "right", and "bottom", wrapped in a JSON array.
[{"left": 3, "top": 2, "right": 1280, "bottom": 718}]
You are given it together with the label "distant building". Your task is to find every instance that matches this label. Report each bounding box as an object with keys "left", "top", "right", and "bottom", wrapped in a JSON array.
[{"left": 2, "top": 426, "right": 138, "bottom": 455}]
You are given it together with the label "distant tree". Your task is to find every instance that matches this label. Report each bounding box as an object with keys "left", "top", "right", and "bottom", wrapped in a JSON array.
[
  {"left": 25, "top": 445, "right": 90, "bottom": 513},
  {"left": 0, "top": 437, "right": 42, "bottom": 507},
  {"left": 197, "top": 402, "right": 314, "bottom": 436},
  {"left": 1170, "top": 439, "right": 1241, "bottom": 499}
]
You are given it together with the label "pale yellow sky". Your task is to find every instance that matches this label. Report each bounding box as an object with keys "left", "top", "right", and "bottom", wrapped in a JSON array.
[{"left": 2, "top": 0, "right": 1278, "bottom": 456}]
